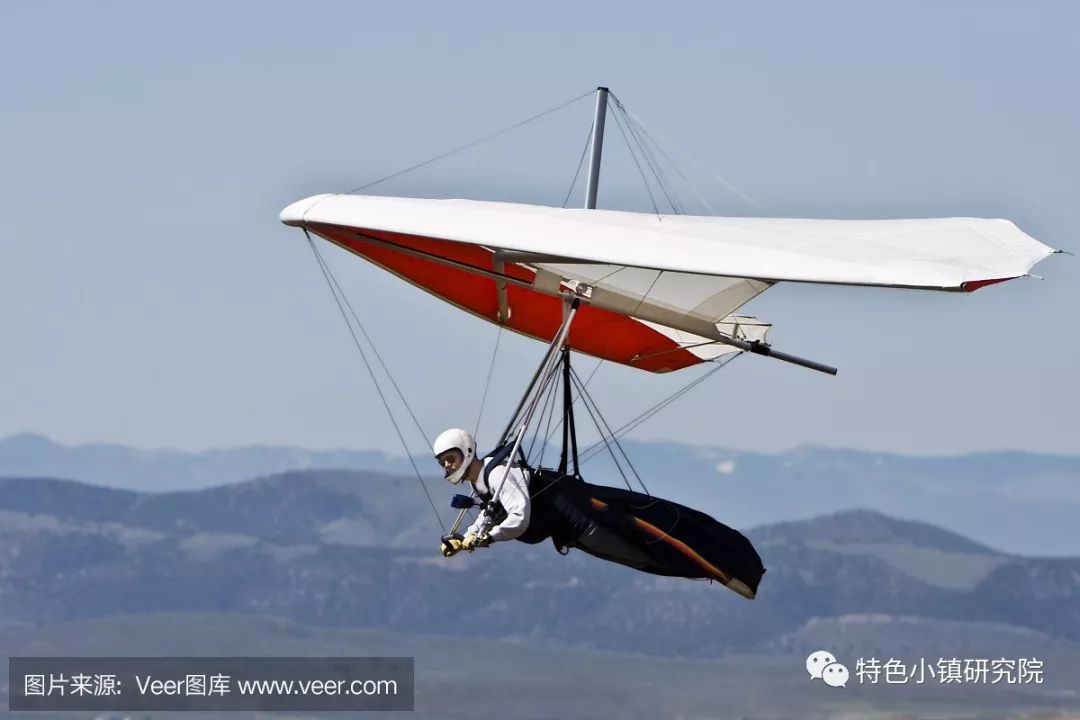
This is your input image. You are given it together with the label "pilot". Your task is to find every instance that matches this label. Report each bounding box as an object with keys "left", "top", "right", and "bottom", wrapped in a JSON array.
[{"left": 432, "top": 428, "right": 531, "bottom": 556}]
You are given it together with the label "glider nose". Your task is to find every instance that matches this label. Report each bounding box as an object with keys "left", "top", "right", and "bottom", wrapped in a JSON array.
[{"left": 280, "top": 194, "right": 335, "bottom": 227}]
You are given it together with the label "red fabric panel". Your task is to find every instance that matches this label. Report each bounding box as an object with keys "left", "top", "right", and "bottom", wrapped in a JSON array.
[
  {"left": 310, "top": 223, "right": 704, "bottom": 373},
  {"left": 960, "top": 277, "right": 1013, "bottom": 292}
]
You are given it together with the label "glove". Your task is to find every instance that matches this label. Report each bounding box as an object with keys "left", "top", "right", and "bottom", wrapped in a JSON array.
[
  {"left": 461, "top": 533, "right": 491, "bottom": 551},
  {"left": 440, "top": 537, "right": 464, "bottom": 557}
]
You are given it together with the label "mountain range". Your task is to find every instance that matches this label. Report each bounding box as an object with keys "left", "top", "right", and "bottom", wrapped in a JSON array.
[
  {"left": 3, "top": 432, "right": 1078, "bottom": 556},
  {"left": 3, "top": 451, "right": 1079, "bottom": 718},
  {"left": 1, "top": 468, "right": 1078, "bottom": 660}
]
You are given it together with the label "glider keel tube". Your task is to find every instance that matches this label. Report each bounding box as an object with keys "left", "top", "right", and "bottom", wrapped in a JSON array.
[{"left": 746, "top": 341, "right": 838, "bottom": 376}]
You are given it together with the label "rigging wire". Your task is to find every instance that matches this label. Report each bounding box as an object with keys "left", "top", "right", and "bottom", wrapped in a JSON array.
[
  {"left": 611, "top": 93, "right": 684, "bottom": 214},
  {"left": 619, "top": 104, "right": 767, "bottom": 212},
  {"left": 567, "top": 367, "right": 640, "bottom": 494},
  {"left": 304, "top": 232, "right": 445, "bottom": 533},
  {"left": 473, "top": 326, "right": 503, "bottom": 439},
  {"left": 527, "top": 370, "right": 560, "bottom": 467},
  {"left": 607, "top": 99, "right": 662, "bottom": 219},
  {"left": 562, "top": 119, "right": 595, "bottom": 208},
  {"left": 579, "top": 357, "right": 735, "bottom": 465},
  {"left": 525, "top": 365, "right": 555, "bottom": 460},
  {"left": 501, "top": 334, "right": 570, "bottom": 458},
  {"left": 348, "top": 90, "right": 595, "bottom": 194},
  {"left": 570, "top": 366, "right": 649, "bottom": 494},
  {"left": 626, "top": 110, "right": 686, "bottom": 216},
  {"left": 610, "top": 95, "right": 683, "bottom": 215},
  {"left": 310, "top": 237, "right": 431, "bottom": 447},
  {"left": 539, "top": 269, "right": 664, "bottom": 453},
  {"left": 620, "top": 107, "right": 718, "bottom": 216}
]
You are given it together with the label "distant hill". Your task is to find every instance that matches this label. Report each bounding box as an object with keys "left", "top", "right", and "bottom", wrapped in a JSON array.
[
  {"left": 0, "top": 432, "right": 407, "bottom": 491},
  {"left": 3, "top": 433, "right": 1079, "bottom": 555},
  {"left": 2, "top": 612, "right": 1076, "bottom": 720},
  {"left": 1, "top": 470, "right": 1077, "bottom": 659}
]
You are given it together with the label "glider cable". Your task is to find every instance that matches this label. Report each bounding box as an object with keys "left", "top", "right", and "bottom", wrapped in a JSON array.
[
  {"left": 620, "top": 104, "right": 767, "bottom": 212},
  {"left": 579, "top": 357, "right": 735, "bottom": 465},
  {"left": 473, "top": 326, "right": 503, "bottom": 439},
  {"left": 619, "top": 105, "right": 718, "bottom": 216},
  {"left": 348, "top": 90, "right": 595, "bottom": 194},
  {"left": 562, "top": 119, "right": 595, "bottom": 208},
  {"left": 607, "top": 98, "right": 662, "bottom": 219},
  {"left": 567, "top": 367, "right": 639, "bottom": 493},
  {"left": 570, "top": 366, "right": 649, "bottom": 494},
  {"left": 527, "top": 370, "right": 560, "bottom": 467},
  {"left": 309, "top": 237, "right": 432, "bottom": 446},
  {"left": 304, "top": 232, "right": 445, "bottom": 533},
  {"left": 537, "top": 268, "right": 663, "bottom": 452},
  {"left": 610, "top": 94, "right": 684, "bottom": 215}
]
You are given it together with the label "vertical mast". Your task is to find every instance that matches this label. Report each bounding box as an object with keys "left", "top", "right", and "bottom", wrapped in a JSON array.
[
  {"left": 563, "top": 87, "right": 609, "bottom": 457},
  {"left": 584, "top": 86, "right": 609, "bottom": 210}
]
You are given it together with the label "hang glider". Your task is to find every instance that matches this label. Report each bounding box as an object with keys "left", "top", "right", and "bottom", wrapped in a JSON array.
[
  {"left": 281, "top": 192, "right": 1055, "bottom": 373},
  {"left": 281, "top": 87, "right": 1058, "bottom": 599}
]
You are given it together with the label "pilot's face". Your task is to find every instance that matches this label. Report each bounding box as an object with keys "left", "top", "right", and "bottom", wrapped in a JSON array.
[{"left": 437, "top": 449, "right": 465, "bottom": 479}]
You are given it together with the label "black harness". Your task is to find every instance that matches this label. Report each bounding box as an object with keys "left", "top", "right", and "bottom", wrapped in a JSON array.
[{"left": 475, "top": 443, "right": 592, "bottom": 547}]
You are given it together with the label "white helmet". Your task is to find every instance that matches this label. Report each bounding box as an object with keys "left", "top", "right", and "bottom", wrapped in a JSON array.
[{"left": 432, "top": 428, "right": 476, "bottom": 485}]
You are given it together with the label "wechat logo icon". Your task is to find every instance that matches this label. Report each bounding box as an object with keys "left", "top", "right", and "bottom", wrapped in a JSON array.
[{"left": 806, "top": 650, "right": 849, "bottom": 688}]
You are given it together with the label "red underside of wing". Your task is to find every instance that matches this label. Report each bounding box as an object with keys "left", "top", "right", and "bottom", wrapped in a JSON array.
[
  {"left": 310, "top": 223, "right": 704, "bottom": 373},
  {"left": 960, "top": 277, "right": 1014, "bottom": 292}
]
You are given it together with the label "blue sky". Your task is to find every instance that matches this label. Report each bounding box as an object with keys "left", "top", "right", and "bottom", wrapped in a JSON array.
[{"left": 3, "top": 0, "right": 1077, "bottom": 456}]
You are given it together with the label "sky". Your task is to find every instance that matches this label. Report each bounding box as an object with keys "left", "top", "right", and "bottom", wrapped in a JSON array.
[{"left": 3, "top": 0, "right": 1077, "bottom": 457}]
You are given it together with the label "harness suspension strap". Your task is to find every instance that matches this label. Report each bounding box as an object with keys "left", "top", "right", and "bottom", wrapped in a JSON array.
[{"left": 558, "top": 348, "right": 580, "bottom": 476}]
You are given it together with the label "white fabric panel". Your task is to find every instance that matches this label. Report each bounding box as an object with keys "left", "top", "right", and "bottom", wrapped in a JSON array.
[
  {"left": 536, "top": 263, "right": 772, "bottom": 327},
  {"left": 637, "top": 315, "right": 771, "bottom": 362},
  {"left": 281, "top": 194, "right": 1055, "bottom": 291}
]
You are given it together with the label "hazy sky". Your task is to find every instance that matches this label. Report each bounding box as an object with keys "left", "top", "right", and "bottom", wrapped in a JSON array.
[{"left": 4, "top": 0, "right": 1077, "bottom": 457}]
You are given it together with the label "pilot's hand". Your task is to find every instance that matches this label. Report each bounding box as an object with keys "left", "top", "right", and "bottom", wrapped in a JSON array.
[
  {"left": 441, "top": 537, "right": 464, "bottom": 557},
  {"left": 462, "top": 533, "right": 491, "bottom": 551}
]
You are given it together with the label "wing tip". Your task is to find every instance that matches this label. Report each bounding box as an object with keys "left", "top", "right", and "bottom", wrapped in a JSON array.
[
  {"left": 960, "top": 277, "right": 1016, "bottom": 292},
  {"left": 280, "top": 194, "right": 336, "bottom": 227}
]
